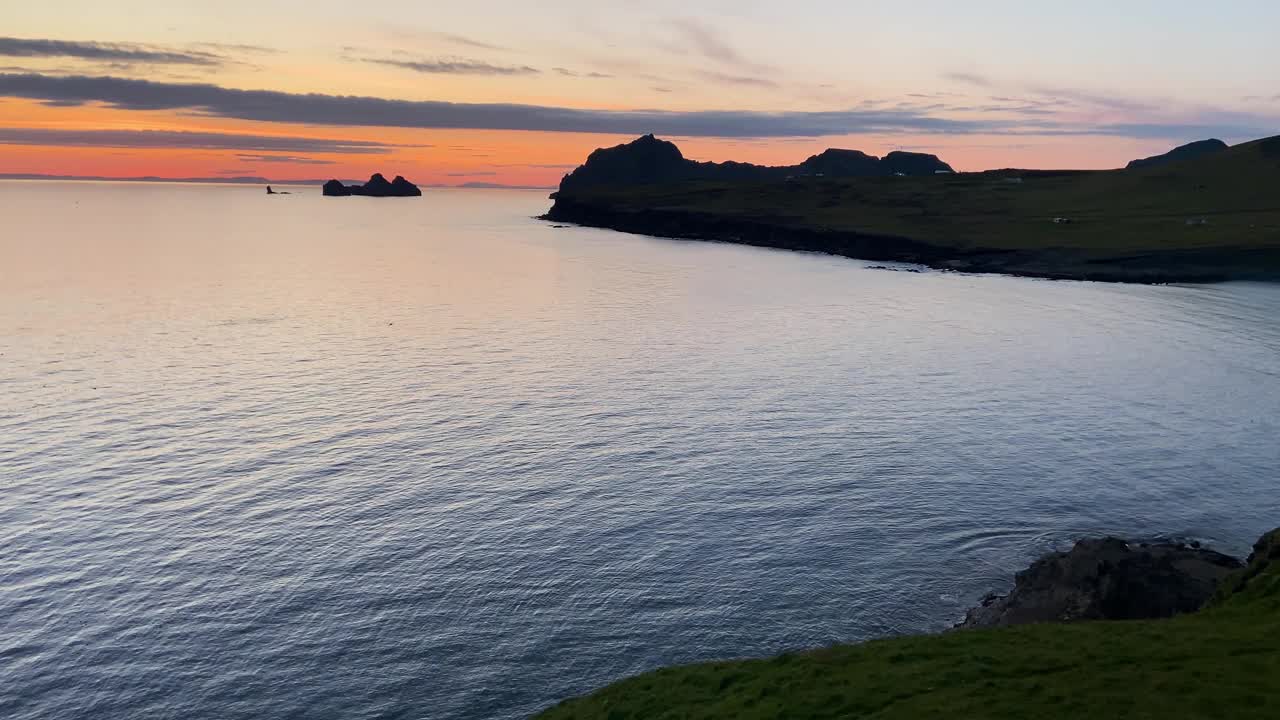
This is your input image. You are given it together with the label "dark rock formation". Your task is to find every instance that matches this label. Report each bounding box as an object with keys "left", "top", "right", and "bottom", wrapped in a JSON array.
[
  {"left": 959, "top": 538, "right": 1243, "bottom": 629},
  {"left": 1126, "top": 139, "right": 1229, "bottom": 170},
  {"left": 882, "top": 151, "right": 953, "bottom": 176},
  {"left": 554, "top": 135, "right": 953, "bottom": 194},
  {"left": 322, "top": 179, "right": 351, "bottom": 196},
  {"left": 323, "top": 174, "right": 422, "bottom": 197},
  {"left": 1211, "top": 528, "right": 1280, "bottom": 604},
  {"left": 796, "top": 149, "right": 882, "bottom": 177}
]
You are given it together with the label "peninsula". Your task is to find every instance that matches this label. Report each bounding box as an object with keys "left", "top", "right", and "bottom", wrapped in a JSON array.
[{"left": 543, "top": 135, "right": 1280, "bottom": 283}]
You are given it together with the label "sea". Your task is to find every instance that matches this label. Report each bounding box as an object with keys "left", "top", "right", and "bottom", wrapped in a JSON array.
[{"left": 2, "top": 181, "right": 1278, "bottom": 719}]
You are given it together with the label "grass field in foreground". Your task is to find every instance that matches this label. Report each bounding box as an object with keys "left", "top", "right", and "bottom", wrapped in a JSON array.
[{"left": 535, "top": 530, "right": 1280, "bottom": 719}]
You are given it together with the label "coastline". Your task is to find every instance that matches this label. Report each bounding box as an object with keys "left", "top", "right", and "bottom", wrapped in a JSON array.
[
  {"left": 535, "top": 528, "right": 1280, "bottom": 719},
  {"left": 542, "top": 200, "right": 1280, "bottom": 285}
]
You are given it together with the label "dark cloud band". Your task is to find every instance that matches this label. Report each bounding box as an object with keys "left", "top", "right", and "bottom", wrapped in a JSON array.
[
  {"left": 0, "top": 38, "right": 222, "bottom": 66},
  {"left": 0, "top": 73, "right": 1272, "bottom": 141},
  {"left": 363, "top": 57, "right": 540, "bottom": 76},
  {"left": 0, "top": 73, "right": 1004, "bottom": 137},
  {"left": 0, "top": 127, "right": 396, "bottom": 153}
]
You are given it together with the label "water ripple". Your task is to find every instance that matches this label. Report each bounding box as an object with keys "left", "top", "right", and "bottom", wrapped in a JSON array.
[{"left": 1, "top": 185, "right": 1278, "bottom": 719}]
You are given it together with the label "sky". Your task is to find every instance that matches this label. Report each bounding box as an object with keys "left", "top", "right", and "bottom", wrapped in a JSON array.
[{"left": 2, "top": 0, "right": 1279, "bottom": 185}]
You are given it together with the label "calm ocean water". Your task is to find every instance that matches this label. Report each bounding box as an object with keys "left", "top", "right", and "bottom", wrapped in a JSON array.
[{"left": 2, "top": 181, "right": 1278, "bottom": 719}]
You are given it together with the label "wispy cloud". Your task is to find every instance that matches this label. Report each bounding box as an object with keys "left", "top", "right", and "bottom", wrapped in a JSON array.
[
  {"left": 436, "top": 33, "right": 506, "bottom": 51},
  {"left": 1027, "top": 85, "right": 1155, "bottom": 113},
  {"left": 944, "top": 72, "right": 993, "bottom": 88},
  {"left": 694, "top": 70, "right": 779, "bottom": 89},
  {"left": 0, "top": 37, "right": 223, "bottom": 66},
  {"left": 665, "top": 18, "right": 768, "bottom": 73},
  {"left": 361, "top": 56, "right": 539, "bottom": 75},
  {"left": 553, "top": 67, "right": 613, "bottom": 79},
  {"left": 2, "top": 73, "right": 1274, "bottom": 141},
  {"left": 944, "top": 71, "right": 1158, "bottom": 114},
  {"left": 0, "top": 127, "right": 398, "bottom": 153},
  {"left": 235, "top": 153, "right": 336, "bottom": 164},
  {"left": 192, "top": 42, "right": 280, "bottom": 55}
]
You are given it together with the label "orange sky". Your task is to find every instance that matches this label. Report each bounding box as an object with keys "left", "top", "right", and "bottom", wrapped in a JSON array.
[
  {"left": 3, "top": 3, "right": 1278, "bottom": 184},
  {"left": 0, "top": 98, "right": 1176, "bottom": 186}
]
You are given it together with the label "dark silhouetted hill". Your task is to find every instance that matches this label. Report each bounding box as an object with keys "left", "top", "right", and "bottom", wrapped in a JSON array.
[
  {"left": 1126, "top": 139, "right": 1229, "bottom": 169},
  {"left": 555, "top": 135, "right": 953, "bottom": 193}
]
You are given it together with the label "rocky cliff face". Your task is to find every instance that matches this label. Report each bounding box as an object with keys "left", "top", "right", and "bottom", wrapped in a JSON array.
[
  {"left": 959, "top": 538, "right": 1243, "bottom": 628},
  {"left": 555, "top": 135, "right": 953, "bottom": 194},
  {"left": 1126, "top": 139, "right": 1229, "bottom": 170},
  {"left": 323, "top": 174, "right": 422, "bottom": 197}
]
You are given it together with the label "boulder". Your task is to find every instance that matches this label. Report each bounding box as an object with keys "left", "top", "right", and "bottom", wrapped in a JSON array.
[{"left": 959, "top": 537, "right": 1243, "bottom": 628}]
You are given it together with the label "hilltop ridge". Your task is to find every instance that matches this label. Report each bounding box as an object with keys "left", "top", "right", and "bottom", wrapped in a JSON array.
[
  {"left": 545, "top": 134, "right": 1280, "bottom": 283},
  {"left": 554, "top": 135, "right": 952, "bottom": 195}
]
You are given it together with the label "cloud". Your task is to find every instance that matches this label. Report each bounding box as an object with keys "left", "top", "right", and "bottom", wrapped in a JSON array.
[
  {"left": 944, "top": 72, "right": 1157, "bottom": 114},
  {"left": 235, "top": 153, "right": 336, "bottom": 164},
  {"left": 192, "top": 42, "right": 279, "bottom": 55},
  {"left": 435, "top": 33, "right": 506, "bottom": 51},
  {"left": 2, "top": 73, "right": 1274, "bottom": 141},
  {"left": 694, "top": 70, "right": 778, "bottom": 88},
  {"left": 552, "top": 67, "right": 613, "bottom": 79},
  {"left": 1027, "top": 85, "right": 1155, "bottom": 113},
  {"left": 361, "top": 57, "right": 539, "bottom": 75},
  {"left": 944, "top": 72, "right": 993, "bottom": 88},
  {"left": 0, "top": 37, "right": 223, "bottom": 66},
  {"left": 0, "top": 127, "right": 398, "bottom": 153},
  {"left": 666, "top": 18, "right": 767, "bottom": 73}
]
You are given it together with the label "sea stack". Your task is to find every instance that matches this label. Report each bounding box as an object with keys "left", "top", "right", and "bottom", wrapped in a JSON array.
[{"left": 322, "top": 174, "right": 422, "bottom": 197}]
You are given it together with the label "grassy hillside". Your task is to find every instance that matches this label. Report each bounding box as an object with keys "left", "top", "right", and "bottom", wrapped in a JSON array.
[
  {"left": 552, "top": 136, "right": 1280, "bottom": 277},
  {"left": 535, "top": 530, "right": 1280, "bottom": 719}
]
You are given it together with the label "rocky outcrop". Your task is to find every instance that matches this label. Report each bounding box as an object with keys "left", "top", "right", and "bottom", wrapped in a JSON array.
[
  {"left": 322, "top": 174, "right": 422, "bottom": 197},
  {"left": 1211, "top": 528, "right": 1280, "bottom": 605},
  {"left": 959, "top": 538, "right": 1243, "bottom": 629},
  {"left": 554, "top": 135, "right": 953, "bottom": 194},
  {"left": 1126, "top": 139, "right": 1229, "bottom": 170}
]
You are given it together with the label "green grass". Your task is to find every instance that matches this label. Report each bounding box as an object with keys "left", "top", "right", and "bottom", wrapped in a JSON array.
[
  {"left": 535, "top": 530, "right": 1280, "bottom": 719},
  {"left": 560, "top": 136, "right": 1280, "bottom": 261}
]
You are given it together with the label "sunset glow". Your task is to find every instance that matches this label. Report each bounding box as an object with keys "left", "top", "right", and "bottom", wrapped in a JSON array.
[{"left": 3, "top": 1, "right": 1279, "bottom": 184}]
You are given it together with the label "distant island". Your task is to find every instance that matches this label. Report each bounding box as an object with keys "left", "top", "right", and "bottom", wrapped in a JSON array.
[
  {"left": 322, "top": 173, "right": 422, "bottom": 197},
  {"left": 543, "top": 134, "right": 1280, "bottom": 283}
]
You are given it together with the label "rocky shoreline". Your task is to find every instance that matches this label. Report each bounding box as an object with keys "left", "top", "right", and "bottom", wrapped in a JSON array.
[
  {"left": 542, "top": 200, "right": 1275, "bottom": 284},
  {"left": 958, "top": 537, "right": 1244, "bottom": 629}
]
